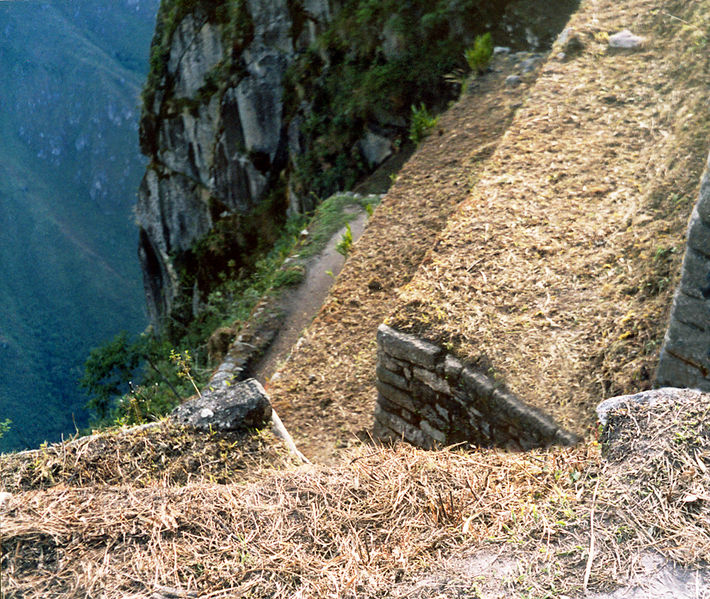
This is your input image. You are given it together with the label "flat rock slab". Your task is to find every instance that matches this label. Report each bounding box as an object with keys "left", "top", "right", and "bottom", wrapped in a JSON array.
[
  {"left": 596, "top": 387, "right": 705, "bottom": 426},
  {"left": 171, "top": 378, "right": 272, "bottom": 431}
]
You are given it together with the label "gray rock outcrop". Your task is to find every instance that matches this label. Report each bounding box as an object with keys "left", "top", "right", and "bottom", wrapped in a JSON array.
[
  {"left": 171, "top": 378, "right": 272, "bottom": 431},
  {"left": 136, "top": 2, "right": 332, "bottom": 330},
  {"left": 656, "top": 150, "right": 710, "bottom": 391}
]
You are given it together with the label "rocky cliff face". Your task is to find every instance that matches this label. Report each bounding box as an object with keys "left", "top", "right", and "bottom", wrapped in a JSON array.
[{"left": 136, "top": 0, "right": 333, "bottom": 330}]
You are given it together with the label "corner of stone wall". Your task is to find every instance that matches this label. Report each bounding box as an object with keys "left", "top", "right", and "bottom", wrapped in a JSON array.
[
  {"left": 656, "top": 149, "right": 710, "bottom": 392},
  {"left": 373, "top": 324, "right": 579, "bottom": 450}
]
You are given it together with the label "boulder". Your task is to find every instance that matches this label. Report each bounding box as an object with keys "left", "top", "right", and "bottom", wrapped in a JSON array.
[
  {"left": 359, "top": 130, "right": 392, "bottom": 168},
  {"left": 596, "top": 387, "right": 688, "bottom": 426},
  {"left": 608, "top": 30, "right": 645, "bottom": 49},
  {"left": 171, "top": 378, "right": 272, "bottom": 431}
]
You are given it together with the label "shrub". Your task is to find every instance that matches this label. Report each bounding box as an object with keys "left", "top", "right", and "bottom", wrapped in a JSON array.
[
  {"left": 409, "top": 103, "right": 439, "bottom": 145},
  {"left": 465, "top": 32, "right": 493, "bottom": 73},
  {"left": 336, "top": 223, "right": 353, "bottom": 256}
]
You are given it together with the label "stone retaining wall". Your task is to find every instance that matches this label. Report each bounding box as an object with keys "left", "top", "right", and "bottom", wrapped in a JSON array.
[
  {"left": 656, "top": 150, "right": 710, "bottom": 392},
  {"left": 374, "top": 324, "right": 579, "bottom": 450}
]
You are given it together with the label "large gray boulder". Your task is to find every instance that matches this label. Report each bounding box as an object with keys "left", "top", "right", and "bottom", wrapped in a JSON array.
[{"left": 171, "top": 378, "right": 272, "bottom": 432}]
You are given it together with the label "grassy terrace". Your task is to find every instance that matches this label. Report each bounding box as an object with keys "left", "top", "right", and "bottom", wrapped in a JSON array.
[{"left": 386, "top": 0, "right": 710, "bottom": 437}]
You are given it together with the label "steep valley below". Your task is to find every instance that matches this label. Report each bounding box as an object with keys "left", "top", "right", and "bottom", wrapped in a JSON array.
[{"left": 0, "top": 0, "right": 159, "bottom": 451}]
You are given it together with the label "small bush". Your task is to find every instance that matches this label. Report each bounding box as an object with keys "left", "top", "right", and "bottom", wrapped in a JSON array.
[
  {"left": 336, "top": 223, "right": 353, "bottom": 256},
  {"left": 409, "top": 103, "right": 439, "bottom": 145},
  {"left": 465, "top": 32, "right": 493, "bottom": 73}
]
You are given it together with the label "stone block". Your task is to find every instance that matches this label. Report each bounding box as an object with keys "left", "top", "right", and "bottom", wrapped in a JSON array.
[
  {"left": 661, "top": 319, "right": 710, "bottom": 377},
  {"left": 687, "top": 208, "right": 710, "bottom": 258},
  {"left": 671, "top": 292, "right": 710, "bottom": 332},
  {"left": 444, "top": 355, "right": 463, "bottom": 381},
  {"left": 413, "top": 366, "right": 451, "bottom": 394},
  {"left": 374, "top": 405, "right": 431, "bottom": 448},
  {"left": 377, "top": 324, "right": 443, "bottom": 370},
  {"left": 435, "top": 404, "right": 450, "bottom": 422},
  {"left": 420, "top": 420, "right": 447, "bottom": 445},
  {"left": 679, "top": 248, "right": 710, "bottom": 300},
  {"left": 656, "top": 349, "right": 709, "bottom": 391},
  {"left": 378, "top": 352, "right": 405, "bottom": 375},
  {"left": 376, "top": 364, "right": 408, "bottom": 391},
  {"left": 461, "top": 368, "right": 495, "bottom": 403},
  {"left": 376, "top": 394, "right": 404, "bottom": 419},
  {"left": 419, "top": 404, "right": 448, "bottom": 431},
  {"left": 171, "top": 378, "right": 271, "bottom": 431},
  {"left": 376, "top": 380, "right": 419, "bottom": 413},
  {"left": 490, "top": 387, "right": 562, "bottom": 441},
  {"left": 695, "top": 153, "right": 710, "bottom": 224}
]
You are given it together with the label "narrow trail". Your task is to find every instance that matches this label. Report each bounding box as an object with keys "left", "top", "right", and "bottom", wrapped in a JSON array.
[{"left": 254, "top": 208, "right": 370, "bottom": 383}]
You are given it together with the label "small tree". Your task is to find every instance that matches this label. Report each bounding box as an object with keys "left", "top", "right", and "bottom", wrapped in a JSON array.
[
  {"left": 465, "top": 32, "right": 493, "bottom": 74},
  {"left": 80, "top": 332, "right": 143, "bottom": 420}
]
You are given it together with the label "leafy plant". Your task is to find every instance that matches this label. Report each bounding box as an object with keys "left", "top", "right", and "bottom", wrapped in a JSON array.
[
  {"left": 465, "top": 32, "right": 493, "bottom": 73},
  {"left": 0, "top": 419, "right": 11, "bottom": 440},
  {"left": 409, "top": 103, "right": 439, "bottom": 145},
  {"left": 336, "top": 223, "right": 354, "bottom": 256},
  {"left": 169, "top": 348, "right": 201, "bottom": 397}
]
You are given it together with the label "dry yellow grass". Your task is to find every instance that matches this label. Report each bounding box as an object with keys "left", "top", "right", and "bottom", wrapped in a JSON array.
[
  {"left": 2, "top": 393, "right": 708, "bottom": 598},
  {"left": 389, "top": 0, "right": 710, "bottom": 436}
]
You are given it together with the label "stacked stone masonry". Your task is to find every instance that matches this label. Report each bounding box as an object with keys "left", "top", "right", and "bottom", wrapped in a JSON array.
[
  {"left": 656, "top": 150, "right": 710, "bottom": 392},
  {"left": 374, "top": 324, "right": 579, "bottom": 450}
]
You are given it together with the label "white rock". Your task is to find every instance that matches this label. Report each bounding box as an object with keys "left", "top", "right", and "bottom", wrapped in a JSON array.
[{"left": 609, "top": 29, "right": 645, "bottom": 49}]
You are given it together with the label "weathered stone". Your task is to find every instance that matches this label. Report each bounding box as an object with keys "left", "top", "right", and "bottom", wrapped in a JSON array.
[
  {"left": 596, "top": 387, "right": 683, "bottom": 426},
  {"left": 359, "top": 130, "right": 392, "bottom": 168},
  {"left": 376, "top": 364, "right": 408, "bottom": 391},
  {"left": 608, "top": 29, "right": 645, "bottom": 49},
  {"left": 171, "top": 378, "right": 272, "bottom": 431},
  {"left": 413, "top": 366, "right": 451, "bottom": 394},
  {"left": 491, "top": 387, "right": 561, "bottom": 441},
  {"left": 656, "top": 349, "right": 708, "bottom": 391},
  {"left": 419, "top": 404, "right": 448, "bottom": 431},
  {"left": 374, "top": 405, "right": 431, "bottom": 448},
  {"left": 679, "top": 248, "right": 710, "bottom": 300},
  {"left": 696, "top": 152, "right": 710, "bottom": 225},
  {"left": 671, "top": 292, "right": 710, "bottom": 332},
  {"left": 168, "top": 15, "right": 224, "bottom": 99},
  {"left": 460, "top": 368, "right": 494, "bottom": 402},
  {"left": 378, "top": 352, "right": 406, "bottom": 376},
  {"left": 420, "top": 420, "right": 446, "bottom": 445},
  {"left": 377, "top": 324, "right": 443, "bottom": 370},
  {"left": 505, "top": 75, "right": 522, "bottom": 87},
  {"left": 236, "top": 51, "right": 289, "bottom": 161},
  {"left": 657, "top": 319, "right": 710, "bottom": 385},
  {"left": 687, "top": 209, "right": 710, "bottom": 258},
  {"left": 444, "top": 355, "right": 463, "bottom": 382},
  {"left": 376, "top": 380, "right": 418, "bottom": 413}
]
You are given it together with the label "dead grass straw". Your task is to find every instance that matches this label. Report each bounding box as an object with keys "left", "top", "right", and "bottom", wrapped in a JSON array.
[{"left": 3, "top": 393, "right": 708, "bottom": 598}]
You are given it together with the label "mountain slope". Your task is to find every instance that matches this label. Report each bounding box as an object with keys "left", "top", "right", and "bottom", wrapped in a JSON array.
[{"left": 0, "top": 1, "right": 159, "bottom": 451}]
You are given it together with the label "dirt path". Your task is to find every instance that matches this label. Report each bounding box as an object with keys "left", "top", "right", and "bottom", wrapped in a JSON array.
[{"left": 254, "top": 208, "right": 370, "bottom": 382}]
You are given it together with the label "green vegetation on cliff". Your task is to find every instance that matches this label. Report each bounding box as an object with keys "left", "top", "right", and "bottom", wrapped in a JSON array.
[{"left": 285, "top": 0, "right": 513, "bottom": 199}]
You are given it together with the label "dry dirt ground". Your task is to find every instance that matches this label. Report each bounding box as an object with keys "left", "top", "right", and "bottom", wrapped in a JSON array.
[
  {"left": 268, "top": 0, "right": 710, "bottom": 463},
  {"left": 267, "top": 51, "right": 543, "bottom": 463}
]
